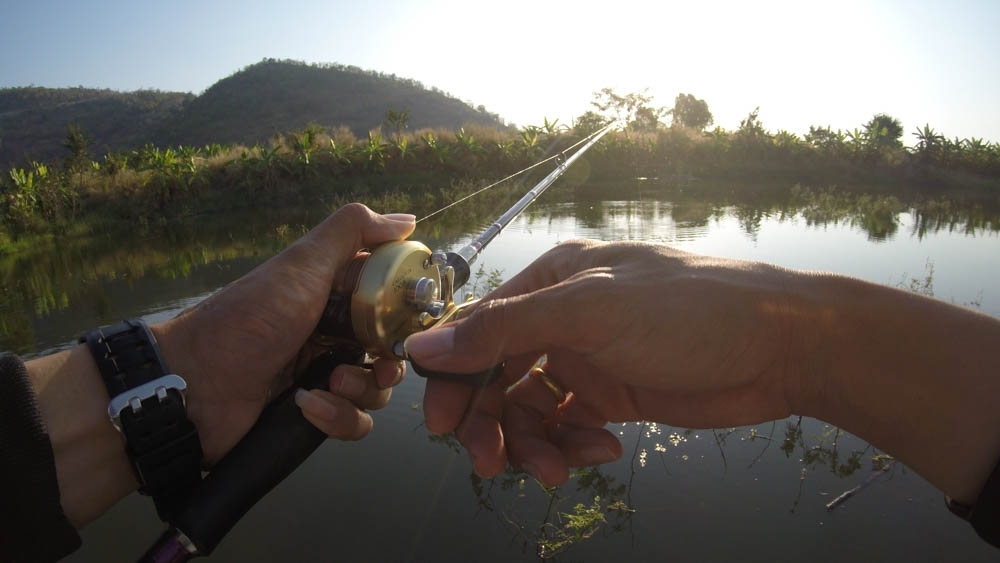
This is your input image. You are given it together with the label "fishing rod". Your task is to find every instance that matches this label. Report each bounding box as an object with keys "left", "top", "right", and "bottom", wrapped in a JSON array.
[{"left": 139, "top": 122, "right": 614, "bottom": 562}]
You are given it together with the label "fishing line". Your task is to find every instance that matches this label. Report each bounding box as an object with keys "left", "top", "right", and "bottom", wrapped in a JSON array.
[{"left": 415, "top": 127, "right": 612, "bottom": 224}]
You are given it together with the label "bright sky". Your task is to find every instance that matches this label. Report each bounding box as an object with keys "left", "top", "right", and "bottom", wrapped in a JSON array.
[{"left": 2, "top": 0, "right": 998, "bottom": 144}]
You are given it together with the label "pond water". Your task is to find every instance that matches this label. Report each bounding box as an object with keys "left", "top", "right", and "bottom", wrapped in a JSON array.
[{"left": 5, "top": 191, "right": 1000, "bottom": 562}]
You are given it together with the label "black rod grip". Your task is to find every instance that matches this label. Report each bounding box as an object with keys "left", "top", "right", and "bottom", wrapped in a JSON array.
[{"left": 168, "top": 349, "right": 361, "bottom": 556}]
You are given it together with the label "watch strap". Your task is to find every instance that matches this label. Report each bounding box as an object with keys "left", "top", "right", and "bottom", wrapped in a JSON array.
[
  {"left": 947, "top": 456, "right": 1000, "bottom": 547},
  {"left": 80, "top": 320, "right": 203, "bottom": 521}
]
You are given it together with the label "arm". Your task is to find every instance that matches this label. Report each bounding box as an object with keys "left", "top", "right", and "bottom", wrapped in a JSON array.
[
  {"left": 21, "top": 204, "right": 416, "bottom": 528},
  {"left": 405, "top": 239, "right": 1000, "bottom": 508},
  {"left": 792, "top": 272, "right": 1000, "bottom": 505}
]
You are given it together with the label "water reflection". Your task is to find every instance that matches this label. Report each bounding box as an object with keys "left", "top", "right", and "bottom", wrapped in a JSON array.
[
  {"left": 3, "top": 189, "right": 999, "bottom": 355},
  {"left": 26, "top": 187, "right": 999, "bottom": 562},
  {"left": 423, "top": 415, "right": 904, "bottom": 561}
]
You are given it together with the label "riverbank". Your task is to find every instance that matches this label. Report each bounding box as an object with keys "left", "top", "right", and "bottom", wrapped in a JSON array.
[{"left": 3, "top": 126, "right": 998, "bottom": 256}]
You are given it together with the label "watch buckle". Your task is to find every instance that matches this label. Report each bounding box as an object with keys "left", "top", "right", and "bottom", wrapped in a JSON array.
[{"left": 108, "top": 374, "right": 188, "bottom": 432}]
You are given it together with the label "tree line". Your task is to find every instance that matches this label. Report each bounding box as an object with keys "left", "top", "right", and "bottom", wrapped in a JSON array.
[{"left": 2, "top": 89, "right": 998, "bottom": 255}]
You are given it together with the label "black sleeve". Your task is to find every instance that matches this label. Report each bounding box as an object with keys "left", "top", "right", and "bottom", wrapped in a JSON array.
[{"left": 0, "top": 354, "right": 82, "bottom": 562}]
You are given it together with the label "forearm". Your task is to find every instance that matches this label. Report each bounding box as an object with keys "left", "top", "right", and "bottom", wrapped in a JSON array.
[
  {"left": 791, "top": 272, "right": 1000, "bottom": 505},
  {"left": 26, "top": 344, "right": 138, "bottom": 527}
]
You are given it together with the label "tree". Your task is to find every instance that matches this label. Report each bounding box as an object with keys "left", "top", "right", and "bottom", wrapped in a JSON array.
[
  {"left": 630, "top": 106, "right": 662, "bottom": 133},
  {"left": 62, "top": 124, "right": 90, "bottom": 175},
  {"left": 912, "top": 124, "right": 944, "bottom": 162},
  {"left": 383, "top": 108, "right": 410, "bottom": 140},
  {"left": 668, "top": 93, "right": 713, "bottom": 130},
  {"left": 573, "top": 111, "right": 610, "bottom": 136},
  {"left": 863, "top": 113, "right": 904, "bottom": 150},
  {"left": 590, "top": 88, "right": 664, "bottom": 133}
]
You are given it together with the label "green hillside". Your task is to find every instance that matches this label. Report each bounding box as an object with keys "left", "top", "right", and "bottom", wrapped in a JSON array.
[
  {"left": 155, "top": 59, "right": 507, "bottom": 147},
  {"left": 0, "top": 59, "right": 508, "bottom": 167},
  {"left": 0, "top": 87, "right": 191, "bottom": 165}
]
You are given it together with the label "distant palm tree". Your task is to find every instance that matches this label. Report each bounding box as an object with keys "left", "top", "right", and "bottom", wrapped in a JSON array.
[{"left": 912, "top": 124, "right": 944, "bottom": 162}]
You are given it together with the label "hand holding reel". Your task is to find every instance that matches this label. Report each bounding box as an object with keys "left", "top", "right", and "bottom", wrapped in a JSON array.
[{"left": 315, "top": 240, "right": 500, "bottom": 386}]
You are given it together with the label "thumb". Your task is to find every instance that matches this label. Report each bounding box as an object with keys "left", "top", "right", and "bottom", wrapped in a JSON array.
[{"left": 296, "top": 203, "right": 416, "bottom": 278}]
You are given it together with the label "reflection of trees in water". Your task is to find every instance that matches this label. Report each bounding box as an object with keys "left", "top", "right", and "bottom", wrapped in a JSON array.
[
  {"left": 0, "top": 210, "right": 310, "bottom": 354},
  {"left": 427, "top": 416, "right": 894, "bottom": 560},
  {"left": 574, "top": 183, "right": 997, "bottom": 242},
  {"left": 428, "top": 432, "right": 634, "bottom": 560},
  {"left": 5, "top": 186, "right": 994, "bottom": 354},
  {"left": 778, "top": 417, "right": 896, "bottom": 513}
]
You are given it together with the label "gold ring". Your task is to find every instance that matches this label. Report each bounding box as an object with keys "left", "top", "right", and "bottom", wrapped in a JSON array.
[{"left": 529, "top": 367, "right": 567, "bottom": 403}]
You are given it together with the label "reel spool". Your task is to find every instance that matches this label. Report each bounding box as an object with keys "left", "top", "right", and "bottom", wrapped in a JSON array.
[{"left": 345, "top": 241, "right": 469, "bottom": 360}]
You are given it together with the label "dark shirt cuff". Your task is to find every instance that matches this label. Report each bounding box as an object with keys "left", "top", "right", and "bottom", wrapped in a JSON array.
[{"left": 1, "top": 354, "right": 82, "bottom": 562}]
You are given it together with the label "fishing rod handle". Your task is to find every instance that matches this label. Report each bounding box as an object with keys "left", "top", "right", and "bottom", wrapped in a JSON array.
[{"left": 166, "top": 348, "right": 363, "bottom": 557}]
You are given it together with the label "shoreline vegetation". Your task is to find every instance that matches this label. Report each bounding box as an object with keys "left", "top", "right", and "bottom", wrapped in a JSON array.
[{"left": 2, "top": 89, "right": 999, "bottom": 256}]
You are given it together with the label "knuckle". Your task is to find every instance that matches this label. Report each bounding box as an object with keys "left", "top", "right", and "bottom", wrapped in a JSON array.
[{"left": 336, "top": 201, "right": 371, "bottom": 222}]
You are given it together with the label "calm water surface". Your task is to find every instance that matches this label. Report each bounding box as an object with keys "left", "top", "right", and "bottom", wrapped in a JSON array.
[{"left": 6, "top": 196, "right": 999, "bottom": 562}]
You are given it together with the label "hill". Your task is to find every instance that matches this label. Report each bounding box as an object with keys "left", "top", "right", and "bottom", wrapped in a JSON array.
[
  {"left": 0, "top": 59, "right": 509, "bottom": 167},
  {"left": 0, "top": 87, "right": 191, "bottom": 166},
  {"left": 155, "top": 59, "right": 507, "bottom": 147}
]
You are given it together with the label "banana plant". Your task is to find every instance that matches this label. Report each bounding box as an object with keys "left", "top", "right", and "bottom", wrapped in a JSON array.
[
  {"left": 912, "top": 124, "right": 944, "bottom": 161},
  {"left": 8, "top": 166, "right": 41, "bottom": 210},
  {"left": 291, "top": 128, "right": 318, "bottom": 166},
  {"left": 541, "top": 117, "right": 567, "bottom": 136},
  {"left": 327, "top": 140, "right": 354, "bottom": 168},
  {"left": 519, "top": 128, "right": 540, "bottom": 159},
  {"left": 363, "top": 131, "right": 387, "bottom": 172},
  {"left": 421, "top": 132, "right": 450, "bottom": 166},
  {"left": 391, "top": 137, "right": 411, "bottom": 162}
]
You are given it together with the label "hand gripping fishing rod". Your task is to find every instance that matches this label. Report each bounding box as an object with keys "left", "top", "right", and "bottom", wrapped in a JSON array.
[{"left": 140, "top": 123, "right": 614, "bottom": 562}]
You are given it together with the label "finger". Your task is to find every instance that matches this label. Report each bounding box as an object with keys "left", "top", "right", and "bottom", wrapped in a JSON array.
[
  {"left": 373, "top": 358, "right": 405, "bottom": 389},
  {"left": 423, "top": 378, "right": 476, "bottom": 435},
  {"left": 454, "top": 386, "right": 507, "bottom": 478},
  {"left": 509, "top": 379, "right": 621, "bottom": 471},
  {"left": 547, "top": 393, "right": 610, "bottom": 432},
  {"left": 550, "top": 426, "right": 623, "bottom": 468},
  {"left": 294, "top": 388, "right": 374, "bottom": 440},
  {"left": 405, "top": 272, "right": 611, "bottom": 374},
  {"left": 503, "top": 375, "right": 570, "bottom": 486},
  {"left": 329, "top": 364, "right": 393, "bottom": 410},
  {"left": 313, "top": 203, "right": 416, "bottom": 257},
  {"left": 289, "top": 203, "right": 416, "bottom": 285},
  {"left": 480, "top": 239, "right": 605, "bottom": 301}
]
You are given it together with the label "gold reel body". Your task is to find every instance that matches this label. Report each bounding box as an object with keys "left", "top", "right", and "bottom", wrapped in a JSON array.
[{"left": 349, "top": 241, "right": 467, "bottom": 360}]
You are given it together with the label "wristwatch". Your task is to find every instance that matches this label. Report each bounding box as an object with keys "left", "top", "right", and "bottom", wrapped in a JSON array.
[{"left": 80, "top": 319, "right": 203, "bottom": 521}]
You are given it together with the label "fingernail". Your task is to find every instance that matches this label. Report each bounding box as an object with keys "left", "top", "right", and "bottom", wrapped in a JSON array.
[
  {"left": 294, "top": 388, "right": 336, "bottom": 422},
  {"left": 335, "top": 371, "right": 366, "bottom": 397},
  {"left": 382, "top": 213, "right": 416, "bottom": 223},
  {"left": 404, "top": 326, "right": 455, "bottom": 360},
  {"left": 580, "top": 446, "right": 619, "bottom": 465}
]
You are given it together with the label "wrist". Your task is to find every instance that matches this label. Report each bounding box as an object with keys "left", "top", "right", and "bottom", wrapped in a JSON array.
[
  {"left": 788, "top": 272, "right": 1000, "bottom": 504},
  {"left": 149, "top": 318, "right": 201, "bottom": 419},
  {"left": 26, "top": 345, "right": 139, "bottom": 527},
  {"left": 150, "top": 314, "right": 224, "bottom": 464},
  {"left": 78, "top": 319, "right": 205, "bottom": 521}
]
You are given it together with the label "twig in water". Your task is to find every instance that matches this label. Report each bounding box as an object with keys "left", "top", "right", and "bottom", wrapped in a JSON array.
[{"left": 825, "top": 462, "right": 895, "bottom": 511}]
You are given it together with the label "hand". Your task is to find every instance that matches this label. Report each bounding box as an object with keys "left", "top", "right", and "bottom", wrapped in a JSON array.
[
  {"left": 154, "top": 203, "right": 416, "bottom": 463},
  {"left": 405, "top": 239, "right": 805, "bottom": 486}
]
